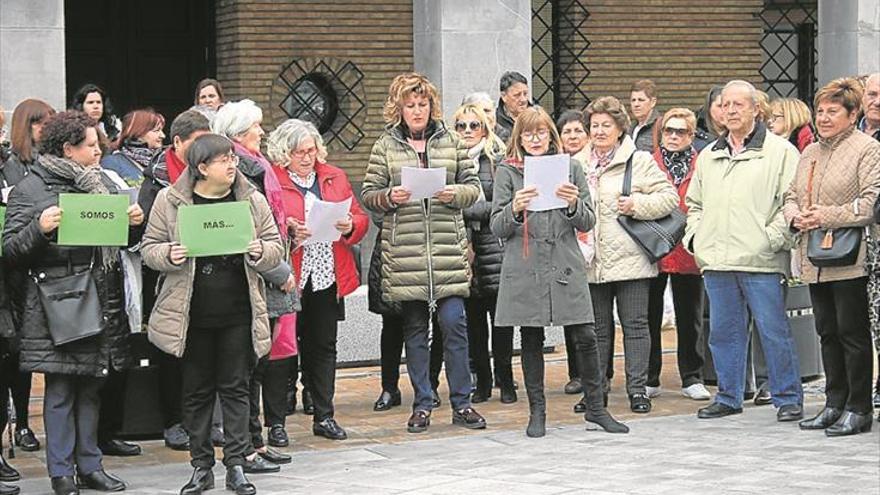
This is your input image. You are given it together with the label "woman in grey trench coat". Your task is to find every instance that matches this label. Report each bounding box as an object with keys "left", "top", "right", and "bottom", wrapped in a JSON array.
[{"left": 491, "top": 107, "right": 628, "bottom": 438}]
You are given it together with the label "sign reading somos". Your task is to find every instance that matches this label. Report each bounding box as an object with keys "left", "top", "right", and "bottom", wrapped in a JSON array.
[{"left": 57, "top": 193, "right": 129, "bottom": 246}]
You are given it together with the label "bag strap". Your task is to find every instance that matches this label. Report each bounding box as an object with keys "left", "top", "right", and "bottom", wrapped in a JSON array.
[{"left": 621, "top": 154, "right": 634, "bottom": 196}]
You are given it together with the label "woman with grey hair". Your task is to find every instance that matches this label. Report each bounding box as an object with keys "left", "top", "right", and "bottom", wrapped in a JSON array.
[
  {"left": 461, "top": 92, "right": 497, "bottom": 130},
  {"left": 267, "top": 119, "right": 369, "bottom": 440}
]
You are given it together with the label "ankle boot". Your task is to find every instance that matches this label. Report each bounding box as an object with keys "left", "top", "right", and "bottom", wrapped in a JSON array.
[
  {"left": 520, "top": 337, "right": 546, "bottom": 438},
  {"left": 573, "top": 332, "right": 629, "bottom": 434}
]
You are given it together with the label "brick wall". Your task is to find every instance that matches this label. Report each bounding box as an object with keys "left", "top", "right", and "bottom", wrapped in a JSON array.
[
  {"left": 557, "top": 0, "right": 764, "bottom": 115},
  {"left": 215, "top": 0, "right": 414, "bottom": 183}
]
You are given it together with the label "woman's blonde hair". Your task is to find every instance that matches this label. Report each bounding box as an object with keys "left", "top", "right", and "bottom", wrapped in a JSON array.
[
  {"left": 451, "top": 104, "right": 505, "bottom": 162},
  {"left": 661, "top": 107, "right": 697, "bottom": 135},
  {"left": 382, "top": 73, "right": 443, "bottom": 127},
  {"left": 768, "top": 98, "right": 812, "bottom": 138},
  {"left": 266, "top": 118, "right": 328, "bottom": 167},
  {"left": 505, "top": 106, "right": 563, "bottom": 163},
  {"left": 814, "top": 77, "right": 864, "bottom": 116},
  {"left": 755, "top": 90, "right": 771, "bottom": 121}
]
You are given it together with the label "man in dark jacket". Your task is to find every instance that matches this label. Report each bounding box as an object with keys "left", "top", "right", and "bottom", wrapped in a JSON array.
[{"left": 495, "top": 71, "right": 532, "bottom": 142}]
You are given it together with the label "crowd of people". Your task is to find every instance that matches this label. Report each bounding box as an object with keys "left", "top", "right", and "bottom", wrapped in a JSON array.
[{"left": 0, "top": 70, "right": 878, "bottom": 495}]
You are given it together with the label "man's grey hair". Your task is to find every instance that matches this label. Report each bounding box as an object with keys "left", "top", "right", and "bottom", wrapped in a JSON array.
[
  {"left": 461, "top": 92, "right": 494, "bottom": 108},
  {"left": 866, "top": 73, "right": 880, "bottom": 87},
  {"left": 211, "top": 99, "right": 262, "bottom": 138},
  {"left": 722, "top": 80, "right": 759, "bottom": 107},
  {"left": 266, "top": 118, "right": 328, "bottom": 167}
]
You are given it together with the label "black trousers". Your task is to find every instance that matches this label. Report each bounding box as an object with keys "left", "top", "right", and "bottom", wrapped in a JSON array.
[
  {"left": 465, "top": 296, "right": 513, "bottom": 391},
  {"left": 0, "top": 352, "right": 32, "bottom": 433},
  {"left": 155, "top": 347, "right": 183, "bottom": 428},
  {"left": 43, "top": 374, "right": 104, "bottom": 478},
  {"left": 591, "top": 279, "right": 651, "bottom": 396},
  {"left": 298, "top": 282, "right": 340, "bottom": 422},
  {"left": 248, "top": 356, "right": 291, "bottom": 449},
  {"left": 182, "top": 323, "right": 253, "bottom": 468},
  {"left": 809, "top": 277, "right": 874, "bottom": 414},
  {"left": 646, "top": 273, "right": 706, "bottom": 388},
  {"left": 379, "top": 312, "right": 444, "bottom": 392},
  {"left": 97, "top": 368, "right": 127, "bottom": 443}
]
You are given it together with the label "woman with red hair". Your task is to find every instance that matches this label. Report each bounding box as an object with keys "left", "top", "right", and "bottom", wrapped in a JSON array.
[{"left": 101, "top": 109, "right": 165, "bottom": 188}]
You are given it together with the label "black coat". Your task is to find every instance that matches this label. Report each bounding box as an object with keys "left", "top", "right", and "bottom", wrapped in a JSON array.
[
  {"left": 367, "top": 211, "right": 401, "bottom": 316},
  {"left": 463, "top": 153, "right": 504, "bottom": 298},
  {"left": 1, "top": 161, "right": 132, "bottom": 377},
  {"left": 0, "top": 152, "right": 36, "bottom": 188}
]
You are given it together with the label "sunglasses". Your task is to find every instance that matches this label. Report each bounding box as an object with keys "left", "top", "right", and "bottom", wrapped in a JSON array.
[
  {"left": 454, "top": 121, "right": 482, "bottom": 132},
  {"left": 662, "top": 127, "right": 689, "bottom": 137}
]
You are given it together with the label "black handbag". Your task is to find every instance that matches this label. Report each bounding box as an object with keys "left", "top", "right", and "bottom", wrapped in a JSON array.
[
  {"left": 616, "top": 155, "right": 687, "bottom": 263},
  {"left": 807, "top": 228, "right": 862, "bottom": 267},
  {"left": 33, "top": 252, "right": 103, "bottom": 346}
]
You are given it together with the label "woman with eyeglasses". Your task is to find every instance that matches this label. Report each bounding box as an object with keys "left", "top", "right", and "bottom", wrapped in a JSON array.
[
  {"left": 767, "top": 98, "right": 815, "bottom": 153},
  {"left": 451, "top": 103, "right": 516, "bottom": 404},
  {"left": 581, "top": 96, "right": 678, "bottom": 415},
  {"left": 142, "top": 134, "right": 284, "bottom": 495},
  {"left": 645, "top": 108, "right": 711, "bottom": 403}
]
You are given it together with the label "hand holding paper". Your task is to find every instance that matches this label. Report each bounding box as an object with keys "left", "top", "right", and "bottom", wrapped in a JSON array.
[
  {"left": 523, "top": 154, "right": 570, "bottom": 211},
  {"left": 401, "top": 166, "right": 446, "bottom": 201},
  {"left": 304, "top": 197, "right": 353, "bottom": 244}
]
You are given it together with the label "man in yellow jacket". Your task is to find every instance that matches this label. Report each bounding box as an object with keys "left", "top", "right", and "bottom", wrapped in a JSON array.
[{"left": 684, "top": 80, "right": 804, "bottom": 422}]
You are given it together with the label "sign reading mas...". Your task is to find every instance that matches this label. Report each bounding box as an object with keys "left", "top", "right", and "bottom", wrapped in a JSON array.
[{"left": 178, "top": 201, "right": 254, "bottom": 257}]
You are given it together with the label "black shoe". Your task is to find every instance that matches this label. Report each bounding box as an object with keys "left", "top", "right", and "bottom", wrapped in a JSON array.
[
  {"left": 431, "top": 389, "right": 442, "bottom": 408},
  {"left": 407, "top": 410, "right": 431, "bottom": 433},
  {"left": 210, "top": 426, "right": 225, "bottom": 447},
  {"left": 799, "top": 407, "right": 843, "bottom": 430},
  {"left": 873, "top": 389, "right": 880, "bottom": 408},
  {"left": 98, "top": 439, "right": 142, "bottom": 457},
  {"left": 302, "top": 389, "right": 315, "bottom": 415},
  {"left": 243, "top": 455, "right": 280, "bottom": 474},
  {"left": 373, "top": 389, "right": 402, "bottom": 412},
  {"left": 0, "top": 481, "right": 19, "bottom": 495},
  {"left": 164, "top": 423, "right": 191, "bottom": 451},
  {"left": 471, "top": 387, "right": 492, "bottom": 404},
  {"left": 179, "top": 467, "right": 214, "bottom": 495},
  {"left": 225, "top": 466, "right": 256, "bottom": 495},
  {"left": 267, "top": 424, "right": 289, "bottom": 448},
  {"left": 258, "top": 447, "right": 291, "bottom": 465},
  {"left": 312, "top": 418, "right": 347, "bottom": 440},
  {"left": 754, "top": 387, "right": 772, "bottom": 406},
  {"left": 452, "top": 407, "right": 487, "bottom": 429},
  {"left": 777, "top": 404, "right": 804, "bottom": 422},
  {"left": 629, "top": 393, "right": 652, "bottom": 414},
  {"left": 76, "top": 469, "right": 126, "bottom": 492},
  {"left": 564, "top": 378, "right": 583, "bottom": 395},
  {"left": 51, "top": 476, "right": 79, "bottom": 495},
  {"left": 697, "top": 402, "right": 743, "bottom": 419},
  {"left": 573, "top": 398, "right": 586, "bottom": 414},
  {"left": 13, "top": 428, "right": 40, "bottom": 452},
  {"left": 585, "top": 410, "right": 630, "bottom": 434},
  {"left": 499, "top": 385, "right": 517, "bottom": 404},
  {"left": 743, "top": 390, "right": 756, "bottom": 401},
  {"left": 0, "top": 456, "right": 19, "bottom": 482},
  {"left": 825, "top": 411, "right": 873, "bottom": 437}
]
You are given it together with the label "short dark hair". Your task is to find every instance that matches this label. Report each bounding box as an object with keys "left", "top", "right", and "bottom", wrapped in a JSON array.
[
  {"left": 170, "top": 109, "right": 211, "bottom": 143},
  {"left": 500, "top": 71, "right": 528, "bottom": 93},
  {"left": 630, "top": 79, "right": 658, "bottom": 99},
  {"left": 185, "top": 133, "right": 233, "bottom": 180},
  {"left": 70, "top": 83, "right": 117, "bottom": 140},
  {"left": 194, "top": 78, "right": 225, "bottom": 106},
  {"left": 39, "top": 111, "right": 97, "bottom": 157},
  {"left": 556, "top": 109, "right": 586, "bottom": 132}
]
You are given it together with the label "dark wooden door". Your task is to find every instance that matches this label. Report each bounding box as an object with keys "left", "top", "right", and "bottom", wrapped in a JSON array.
[{"left": 65, "top": 0, "right": 215, "bottom": 128}]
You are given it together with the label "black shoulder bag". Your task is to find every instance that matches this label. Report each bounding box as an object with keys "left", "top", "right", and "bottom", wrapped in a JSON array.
[
  {"left": 33, "top": 251, "right": 103, "bottom": 346},
  {"left": 805, "top": 160, "right": 861, "bottom": 267},
  {"left": 616, "top": 155, "right": 687, "bottom": 264}
]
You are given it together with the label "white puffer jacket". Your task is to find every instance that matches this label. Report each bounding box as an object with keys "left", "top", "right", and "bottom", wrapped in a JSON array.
[{"left": 584, "top": 136, "right": 679, "bottom": 284}]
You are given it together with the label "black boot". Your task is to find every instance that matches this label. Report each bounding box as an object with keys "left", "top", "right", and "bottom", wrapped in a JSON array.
[
  {"left": 573, "top": 329, "right": 629, "bottom": 434},
  {"left": 179, "top": 467, "right": 214, "bottom": 495},
  {"left": 0, "top": 482, "right": 19, "bottom": 495},
  {"left": 520, "top": 336, "right": 546, "bottom": 438},
  {"left": 225, "top": 465, "right": 256, "bottom": 495},
  {"left": 0, "top": 455, "right": 19, "bottom": 482}
]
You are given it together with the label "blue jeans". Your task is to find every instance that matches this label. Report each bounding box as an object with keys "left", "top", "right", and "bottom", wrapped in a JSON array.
[
  {"left": 703, "top": 271, "right": 803, "bottom": 408},
  {"left": 401, "top": 297, "right": 472, "bottom": 412}
]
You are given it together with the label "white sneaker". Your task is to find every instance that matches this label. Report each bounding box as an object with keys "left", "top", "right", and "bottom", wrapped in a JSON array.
[
  {"left": 681, "top": 383, "right": 711, "bottom": 401},
  {"left": 645, "top": 386, "right": 662, "bottom": 398}
]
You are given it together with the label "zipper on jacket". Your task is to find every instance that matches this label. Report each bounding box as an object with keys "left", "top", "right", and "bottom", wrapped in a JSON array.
[{"left": 391, "top": 211, "right": 398, "bottom": 245}]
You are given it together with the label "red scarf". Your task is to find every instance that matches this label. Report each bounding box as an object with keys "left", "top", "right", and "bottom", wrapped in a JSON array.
[{"left": 166, "top": 149, "right": 187, "bottom": 184}]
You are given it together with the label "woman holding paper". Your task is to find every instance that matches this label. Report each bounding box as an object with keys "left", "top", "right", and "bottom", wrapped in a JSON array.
[
  {"left": 581, "top": 96, "right": 678, "bottom": 415},
  {"left": 266, "top": 118, "right": 368, "bottom": 441},
  {"left": 3, "top": 111, "right": 144, "bottom": 495},
  {"left": 361, "top": 72, "right": 486, "bottom": 434},
  {"left": 490, "top": 106, "right": 628, "bottom": 438},
  {"left": 142, "top": 133, "right": 284, "bottom": 495}
]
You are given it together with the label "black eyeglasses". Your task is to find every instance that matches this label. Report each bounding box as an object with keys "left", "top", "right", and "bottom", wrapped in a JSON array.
[
  {"left": 454, "top": 121, "right": 482, "bottom": 132},
  {"left": 662, "top": 127, "right": 690, "bottom": 137}
]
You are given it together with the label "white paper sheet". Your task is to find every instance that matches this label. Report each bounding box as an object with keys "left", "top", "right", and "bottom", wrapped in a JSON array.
[
  {"left": 401, "top": 166, "right": 446, "bottom": 201},
  {"left": 523, "top": 153, "right": 569, "bottom": 211},
  {"left": 304, "top": 197, "right": 353, "bottom": 244}
]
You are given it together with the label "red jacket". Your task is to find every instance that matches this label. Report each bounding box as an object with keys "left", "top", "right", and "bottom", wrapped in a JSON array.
[
  {"left": 273, "top": 162, "right": 369, "bottom": 298},
  {"left": 652, "top": 148, "right": 700, "bottom": 275}
]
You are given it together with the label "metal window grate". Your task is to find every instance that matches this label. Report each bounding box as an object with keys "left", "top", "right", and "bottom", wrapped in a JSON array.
[
  {"left": 759, "top": 0, "right": 818, "bottom": 102},
  {"left": 532, "top": 0, "right": 592, "bottom": 119},
  {"left": 269, "top": 58, "right": 367, "bottom": 152}
]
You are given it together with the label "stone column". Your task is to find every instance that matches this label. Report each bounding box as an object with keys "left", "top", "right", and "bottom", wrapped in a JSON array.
[
  {"left": 0, "top": 0, "right": 66, "bottom": 120},
  {"left": 817, "top": 0, "right": 880, "bottom": 85},
  {"left": 413, "top": 0, "right": 532, "bottom": 120}
]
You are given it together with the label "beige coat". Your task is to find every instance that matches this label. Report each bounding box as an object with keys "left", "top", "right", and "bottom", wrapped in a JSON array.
[
  {"left": 141, "top": 169, "right": 284, "bottom": 358},
  {"left": 584, "top": 136, "right": 679, "bottom": 284},
  {"left": 783, "top": 128, "right": 880, "bottom": 283}
]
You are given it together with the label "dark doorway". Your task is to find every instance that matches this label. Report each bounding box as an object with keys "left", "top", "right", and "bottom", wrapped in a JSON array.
[{"left": 64, "top": 0, "right": 216, "bottom": 128}]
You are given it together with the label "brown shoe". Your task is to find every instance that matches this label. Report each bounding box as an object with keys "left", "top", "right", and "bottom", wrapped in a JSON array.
[
  {"left": 407, "top": 410, "right": 431, "bottom": 433},
  {"left": 452, "top": 407, "right": 487, "bottom": 429}
]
